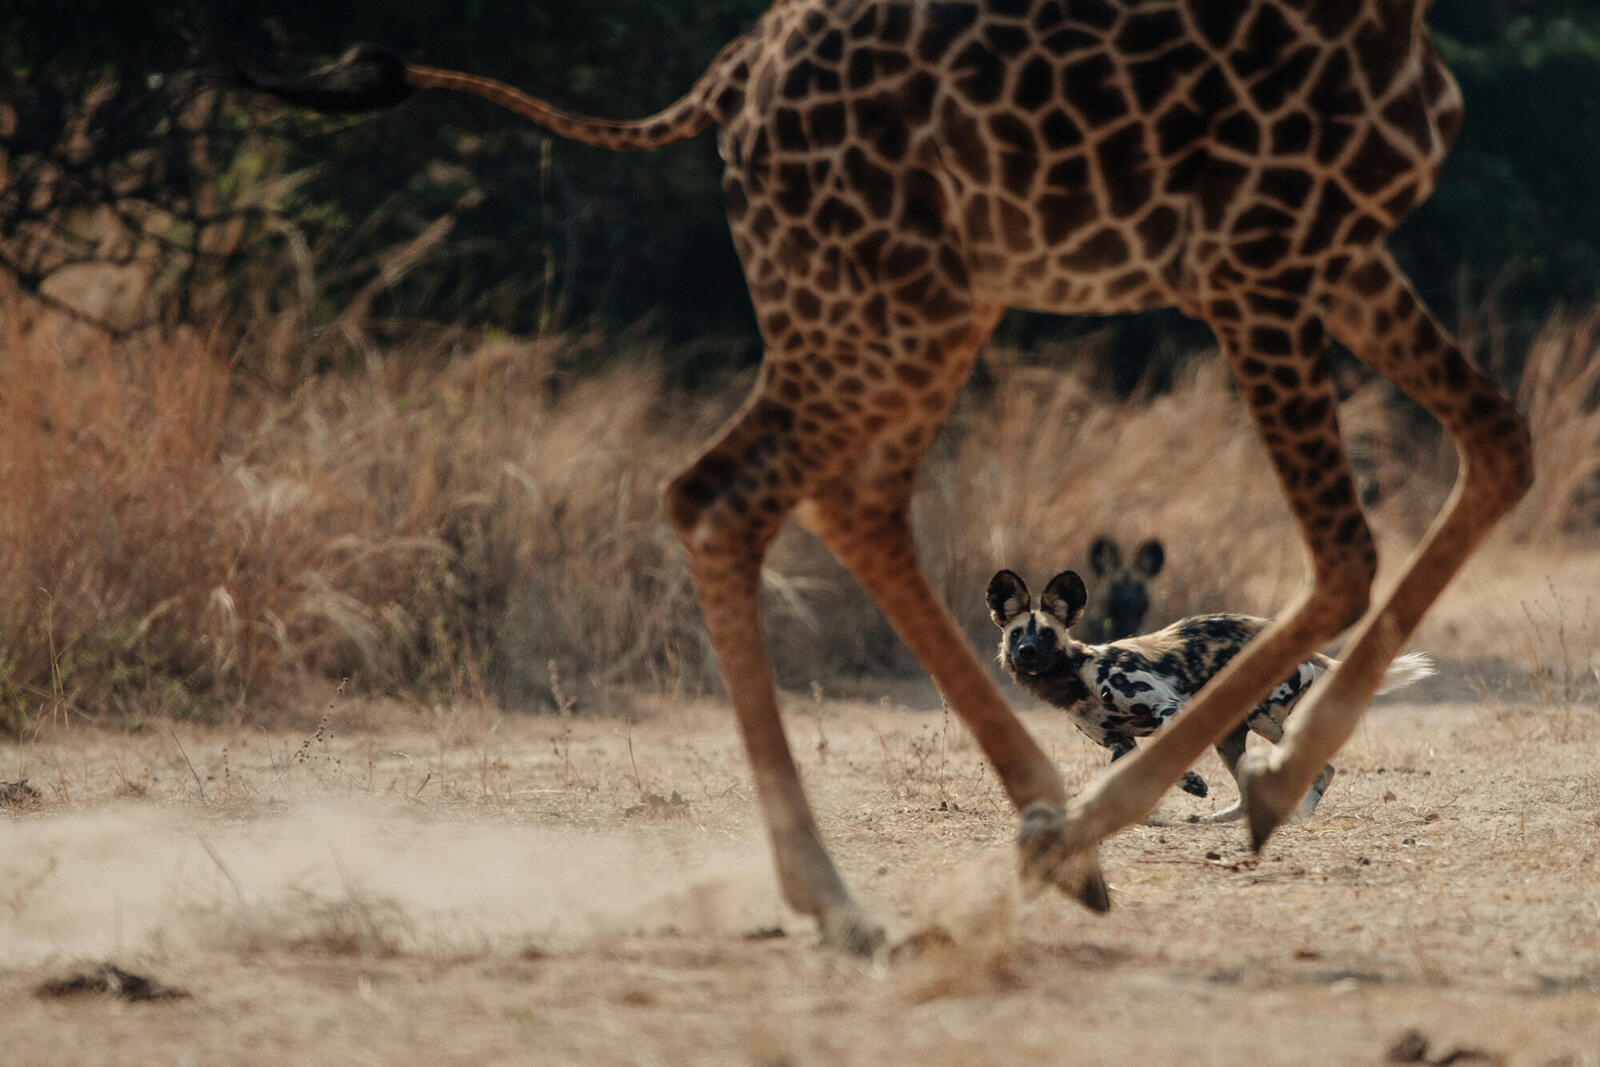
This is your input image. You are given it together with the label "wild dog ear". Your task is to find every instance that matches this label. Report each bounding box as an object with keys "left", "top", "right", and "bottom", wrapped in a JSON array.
[
  {"left": 1088, "top": 536, "right": 1121, "bottom": 577},
  {"left": 1133, "top": 539, "right": 1165, "bottom": 578},
  {"left": 986, "top": 570, "right": 1031, "bottom": 627},
  {"left": 1040, "top": 571, "right": 1088, "bottom": 628}
]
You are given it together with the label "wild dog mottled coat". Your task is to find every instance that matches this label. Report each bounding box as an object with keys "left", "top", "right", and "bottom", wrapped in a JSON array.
[{"left": 987, "top": 569, "right": 1435, "bottom": 820}]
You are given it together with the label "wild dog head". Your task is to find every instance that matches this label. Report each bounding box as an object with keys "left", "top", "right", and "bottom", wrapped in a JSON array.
[
  {"left": 1087, "top": 536, "right": 1165, "bottom": 641},
  {"left": 986, "top": 570, "right": 1087, "bottom": 677}
]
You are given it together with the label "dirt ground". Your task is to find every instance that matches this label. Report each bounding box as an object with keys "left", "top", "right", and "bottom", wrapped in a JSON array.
[{"left": 3, "top": 659, "right": 1598, "bottom": 1067}]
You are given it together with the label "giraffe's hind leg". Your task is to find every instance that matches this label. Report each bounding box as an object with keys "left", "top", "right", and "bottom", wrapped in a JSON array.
[
  {"left": 665, "top": 386, "right": 887, "bottom": 955},
  {"left": 1027, "top": 286, "right": 1376, "bottom": 899},
  {"left": 1238, "top": 251, "right": 1532, "bottom": 849},
  {"left": 1207, "top": 709, "right": 1335, "bottom": 824},
  {"left": 1197, "top": 713, "right": 1335, "bottom": 824}
]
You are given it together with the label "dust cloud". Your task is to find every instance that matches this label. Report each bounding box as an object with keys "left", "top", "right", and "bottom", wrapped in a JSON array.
[{"left": 1, "top": 802, "right": 786, "bottom": 964}]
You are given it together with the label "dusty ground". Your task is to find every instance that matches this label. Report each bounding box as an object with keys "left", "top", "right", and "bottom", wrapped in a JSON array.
[{"left": 2, "top": 664, "right": 1598, "bottom": 1066}]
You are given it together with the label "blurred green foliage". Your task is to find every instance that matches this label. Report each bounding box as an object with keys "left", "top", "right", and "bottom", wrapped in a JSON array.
[
  {"left": 2, "top": 0, "right": 1597, "bottom": 375},
  {"left": 1413, "top": 2, "right": 1600, "bottom": 346}
]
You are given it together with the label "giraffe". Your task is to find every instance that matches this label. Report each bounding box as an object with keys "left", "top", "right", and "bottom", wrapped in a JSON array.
[{"left": 240, "top": 0, "right": 1534, "bottom": 955}]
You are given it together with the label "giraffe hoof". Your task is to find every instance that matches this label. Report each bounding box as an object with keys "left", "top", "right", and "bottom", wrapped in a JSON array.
[
  {"left": 1237, "top": 751, "right": 1296, "bottom": 852},
  {"left": 1016, "top": 801, "right": 1111, "bottom": 913},
  {"left": 1247, "top": 799, "right": 1284, "bottom": 853},
  {"left": 1075, "top": 865, "right": 1112, "bottom": 913},
  {"left": 816, "top": 902, "right": 887, "bottom": 959}
]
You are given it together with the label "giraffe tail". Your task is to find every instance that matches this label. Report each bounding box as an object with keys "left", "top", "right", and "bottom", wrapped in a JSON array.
[{"left": 237, "top": 40, "right": 748, "bottom": 152}]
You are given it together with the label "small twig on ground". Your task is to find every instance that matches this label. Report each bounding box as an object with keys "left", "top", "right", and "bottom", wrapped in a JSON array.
[
  {"left": 809, "top": 680, "right": 830, "bottom": 763},
  {"left": 938, "top": 697, "right": 952, "bottom": 802},
  {"left": 622, "top": 722, "right": 646, "bottom": 796},
  {"left": 199, "top": 837, "right": 245, "bottom": 901},
  {"left": 548, "top": 659, "right": 576, "bottom": 780},
  {"left": 167, "top": 725, "right": 208, "bottom": 803}
]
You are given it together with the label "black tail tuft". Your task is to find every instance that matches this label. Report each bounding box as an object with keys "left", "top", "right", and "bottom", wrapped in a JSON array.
[{"left": 234, "top": 44, "right": 413, "bottom": 114}]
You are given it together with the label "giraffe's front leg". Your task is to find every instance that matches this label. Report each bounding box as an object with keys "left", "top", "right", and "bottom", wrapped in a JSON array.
[
  {"left": 798, "top": 456, "right": 1109, "bottom": 915},
  {"left": 1150, "top": 703, "right": 1209, "bottom": 798},
  {"left": 1106, "top": 732, "right": 1206, "bottom": 797},
  {"left": 782, "top": 276, "right": 1114, "bottom": 915}
]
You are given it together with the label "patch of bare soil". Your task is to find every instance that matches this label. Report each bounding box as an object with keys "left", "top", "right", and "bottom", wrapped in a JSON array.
[{"left": 2, "top": 684, "right": 1598, "bottom": 1066}]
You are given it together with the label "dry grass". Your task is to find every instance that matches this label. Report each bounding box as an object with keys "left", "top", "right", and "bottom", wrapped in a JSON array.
[
  {"left": 0, "top": 289, "right": 727, "bottom": 727},
  {"left": 3, "top": 279, "right": 1598, "bottom": 730},
  {"left": 1507, "top": 308, "right": 1600, "bottom": 540}
]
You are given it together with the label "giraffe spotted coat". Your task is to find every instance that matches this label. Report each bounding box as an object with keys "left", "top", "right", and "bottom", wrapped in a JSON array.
[{"left": 242, "top": 0, "right": 1531, "bottom": 952}]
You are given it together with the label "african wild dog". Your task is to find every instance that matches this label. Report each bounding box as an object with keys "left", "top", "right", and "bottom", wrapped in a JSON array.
[
  {"left": 1085, "top": 536, "right": 1165, "bottom": 642},
  {"left": 987, "top": 569, "right": 1435, "bottom": 821}
]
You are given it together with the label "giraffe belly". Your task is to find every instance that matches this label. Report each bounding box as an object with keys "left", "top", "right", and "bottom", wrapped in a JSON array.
[{"left": 964, "top": 234, "right": 1183, "bottom": 316}]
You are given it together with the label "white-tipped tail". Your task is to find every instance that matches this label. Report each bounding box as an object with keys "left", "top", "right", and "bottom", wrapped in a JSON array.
[{"left": 1376, "top": 651, "right": 1436, "bottom": 695}]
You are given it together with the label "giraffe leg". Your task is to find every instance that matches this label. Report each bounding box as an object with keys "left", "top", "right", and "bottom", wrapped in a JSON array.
[
  {"left": 664, "top": 386, "right": 885, "bottom": 955},
  {"left": 793, "top": 321, "right": 1103, "bottom": 912},
  {"left": 1238, "top": 250, "right": 1533, "bottom": 849},
  {"left": 1027, "top": 291, "right": 1377, "bottom": 902},
  {"left": 1204, "top": 710, "right": 1334, "bottom": 825},
  {"left": 797, "top": 484, "right": 1075, "bottom": 817},
  {"left": 797, "top": 479, "right": 1103, "bottom": 910}
]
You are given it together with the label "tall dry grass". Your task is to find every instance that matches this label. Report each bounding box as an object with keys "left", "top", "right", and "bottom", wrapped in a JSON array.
[
  {"left": 1505, "top": 308, "right": 1600, "bottom": 540},
  {"left": 2, "top": 297, "right": 235, "bottom": 728},
  {"left": 3, "top": 278, "right": 1597, "bottom": 731},
  {"left": 0, "top": 288, "right": 734, "bottom": 728}
]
